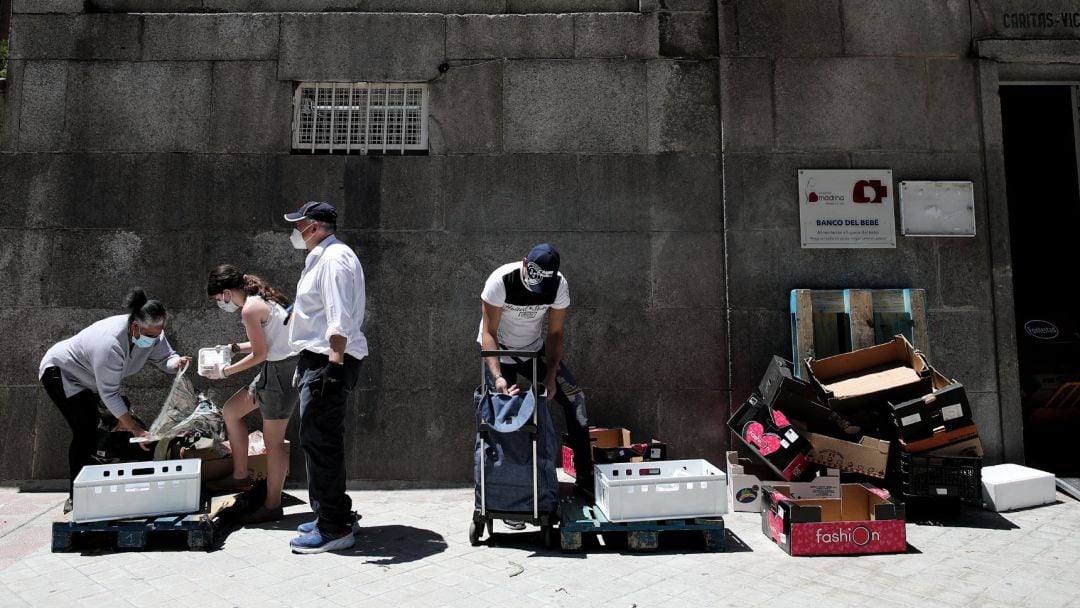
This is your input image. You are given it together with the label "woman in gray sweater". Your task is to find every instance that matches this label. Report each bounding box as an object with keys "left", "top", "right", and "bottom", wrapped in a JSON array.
[{"left": 39, "top": 288, "right": 191, "bottom": 510}]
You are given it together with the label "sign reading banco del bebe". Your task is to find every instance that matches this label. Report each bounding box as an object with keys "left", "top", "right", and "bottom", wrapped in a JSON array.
[{"left": 798, "top": 170, "right": 896, "bottom": 249}]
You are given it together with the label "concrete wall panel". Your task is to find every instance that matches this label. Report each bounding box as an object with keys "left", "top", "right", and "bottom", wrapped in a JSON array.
[
  {"left": 844, "top": 0, "right": 971, "bottom": 57},
  {"left": 65, "top": 62, "right": 212, "bottom": 152},
  {"left": 774, "top": 57, "right": 928, "bottom": 151},
  {"left": 646, "top": 59, "right": 719, "bottom": 153},
  {"left": 428, "top": 59, "right": 503, "bottom": 155},
  {"left": 719, "top": 57, "right": 773, "bottom": 151},
  {"left": 504, "top": 60, "right": 647, "bottom": 153},
  {"left": 8, "top": 14, "right": 140, "bottom": 61},
  {"left": 650, "top": 231, "right": 723, "bottom": 310},
  {"left": 143, "top": 14, "right": 279, "bottom": 61},
  {"left": 447, "top": 14, "right": 573, "bottom": 60},
  {"left": 15, "top": 61, "right": 66, "bottom": 152},
  {"left": 724, "top": 152, "right": 850, "bottom": 232},
  {"left": 210, "top": 62, "right": 293, "bottom": 154},
  {"left": 574, "top": 12, "right": 659, "bottom": 59},
  {"left": 279, "top": 14, "right": 445, "bottom": 82},
  {"left": 658, "top": 11, "right": 717, "bottom": 58},
  {"left": 927, "top": 59, "right": 982, "bottom": 153},
  {"left": 736, "top": 0, "right": 842, "bottom": 57}
]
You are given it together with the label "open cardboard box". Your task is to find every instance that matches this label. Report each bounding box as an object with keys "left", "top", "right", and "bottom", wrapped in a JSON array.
[
  {"left": 807, "top": 335, "right": 933, "bottom": 412},
  {"left": 759, "top": 356, "right": 862, "bottom": 439},
  {"left": 890, "top": 369, "right": 974, "bottom": 443},
  {"left": 181, "top": 439, "right": 290, "bottom": 482},
  {"left": 561, "top": 427, "right": 667, "bottom": 478},
  {"left": 899, "top": 423, "right": 979, "bottom": 454},
  {"left": 761, "top": 483, "right": 907, "bottom": 556},
  {"left": 804, "top": 432, "right": 890, "bottom": 478},
  {"left": 726, "top": 451, "right": 840, "bottom": 513}
]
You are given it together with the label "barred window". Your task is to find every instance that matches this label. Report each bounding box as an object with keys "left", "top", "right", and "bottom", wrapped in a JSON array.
[{"left": 292, "top": 82, "right": 429, "bottom": 154}]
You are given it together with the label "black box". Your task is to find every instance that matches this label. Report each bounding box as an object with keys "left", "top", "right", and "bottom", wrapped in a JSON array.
[
  {"left": 728, "top": 392, "right": 813, "bottom": 481},
  {"left": 758, "top": 356, "right": 862, "bottom": 439},
  {"left": 890, "top": 371, "right": 973, "bottom": 443}
]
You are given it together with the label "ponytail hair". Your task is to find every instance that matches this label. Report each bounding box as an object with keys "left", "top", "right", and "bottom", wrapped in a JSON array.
[
  {"left": 206, "top": 264, "right": 290, "bottom": 309},
  {"left": 124, "top": 287, "right": 167, "bottom": 327}
]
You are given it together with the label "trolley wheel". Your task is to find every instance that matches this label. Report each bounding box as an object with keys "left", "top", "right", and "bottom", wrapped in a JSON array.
[{"left": 468, "top": 520, "right": 482, "bottom": 546}]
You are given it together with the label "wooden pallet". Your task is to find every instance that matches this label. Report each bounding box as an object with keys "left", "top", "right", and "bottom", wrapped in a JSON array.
[
  {"left": 558, "top": 497, "right": 724, "bottom": 552},
  {"left": 790, "top": 288, "right": 928, "bottom": 378},
  {"left": 52, "top": 513, "right": 213, "bottom": 552}
]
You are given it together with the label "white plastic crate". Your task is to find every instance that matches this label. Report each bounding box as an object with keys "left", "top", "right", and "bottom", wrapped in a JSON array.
[
  {"left": 72, "top": 459, "right": 202, "bottom": 523},
  {"left": 594, "top": 459, "right": 727, "bottom": 523}
]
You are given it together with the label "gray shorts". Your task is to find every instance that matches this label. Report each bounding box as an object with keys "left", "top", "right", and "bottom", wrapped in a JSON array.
[{"left": 248, "top": 356, "right": 300, "bottom": 420}]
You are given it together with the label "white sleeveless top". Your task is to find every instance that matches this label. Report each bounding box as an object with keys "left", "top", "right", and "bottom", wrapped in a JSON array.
[{"left": 251, "top": 296, "right": 297, "bottom": 362}]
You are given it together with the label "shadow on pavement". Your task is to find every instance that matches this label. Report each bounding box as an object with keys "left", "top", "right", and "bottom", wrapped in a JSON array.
[
  {"left": 906, "top": 504, "right": 1021, "bottom": 530},
  {"left": 340, "top": 524, "right": 448, "bottom": 564}
]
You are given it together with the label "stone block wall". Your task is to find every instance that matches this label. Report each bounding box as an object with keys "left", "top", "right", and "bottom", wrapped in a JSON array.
[
  {"left": 719, "top": 0, "right": 1006, "bottom": 462},
  {"left": 0, "top": 1, "right": 724, "bottom": 481}
]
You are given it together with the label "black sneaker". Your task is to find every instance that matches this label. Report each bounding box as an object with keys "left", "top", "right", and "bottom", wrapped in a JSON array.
[{"left": 504, "top": 520, "right": 527, "bottom": 531}]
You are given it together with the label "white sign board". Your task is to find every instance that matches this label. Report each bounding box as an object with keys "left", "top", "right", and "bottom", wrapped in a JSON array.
[
  {"left": 899, "top": 181, "right": 976, "bottom": 237},
  {"left": 798, "top": 170, "right": 896, "bottom": 249}
]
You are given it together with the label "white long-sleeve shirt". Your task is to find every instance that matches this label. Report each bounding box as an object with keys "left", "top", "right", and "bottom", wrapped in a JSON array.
[
  {"left": 38, "top": 315, "right": 181, "bottom": 417},
  {"left": 289, "top": 235, "right": 368, "bottom": 360}
]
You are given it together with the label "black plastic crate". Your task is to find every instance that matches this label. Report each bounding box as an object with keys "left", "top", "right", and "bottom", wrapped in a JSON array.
[{"left": 900, "top": 452, "right": 982, "bottom": 502}]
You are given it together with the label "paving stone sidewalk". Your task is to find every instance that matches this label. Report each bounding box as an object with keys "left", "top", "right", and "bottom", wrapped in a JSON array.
[{"left": 1, "top": 486, "right": 1078, "bottom": 608}]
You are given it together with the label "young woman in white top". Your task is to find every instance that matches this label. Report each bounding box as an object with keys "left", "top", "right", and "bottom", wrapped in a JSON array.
[{"left": 204, "top": 265, "right": 299, "bottom": 524}]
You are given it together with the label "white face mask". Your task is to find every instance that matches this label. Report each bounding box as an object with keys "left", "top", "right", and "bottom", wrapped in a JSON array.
[
  {"left": 290, "top": 223, "right": 315, "bottom": 250},
  {"left": 216, "top": 291, "right": 239, "bottom": 313}
]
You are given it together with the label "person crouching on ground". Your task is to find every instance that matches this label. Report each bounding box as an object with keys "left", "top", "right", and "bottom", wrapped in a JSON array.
[
  {"left": 39, "top": 288, "right": 191, "bottom": 513},
  {"left": 203, "top": 265, "right": 300, "bottom": 525}
]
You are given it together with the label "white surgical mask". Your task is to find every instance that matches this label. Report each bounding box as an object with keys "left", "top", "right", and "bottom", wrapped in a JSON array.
[
  {"left": 216, "top": 292, "right": 239, "bottom": 313},
  {"left": 290, "top": 223, "right": 315, "bottom": 250}
]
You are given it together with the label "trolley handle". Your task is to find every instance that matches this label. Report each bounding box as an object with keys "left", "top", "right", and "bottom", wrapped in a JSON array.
[{"left": 480, "top": 349, "right": 540, "bottom": 359}]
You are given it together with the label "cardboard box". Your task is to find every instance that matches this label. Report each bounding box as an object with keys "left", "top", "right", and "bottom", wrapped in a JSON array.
[
  {"left": 804, "top": 432, "right": 890, "bottom": 478},
  {"left": 807, "top": 335, "right": 933, "bottom": 412},
  {"left": 181, "top": 440, "right": 290, "bottom": 482},
  {"left": 561, "top": 428, "right": 667, "bottom": 478},
  {"left": 761, "top": 483, "right": 907, "bottom": 556},
  {"left": 758, "top": 356, "right": 862, "bottom": 438},
  {"left": 890, "top": 370, "right": 973, "bottom": 443},
  {"left": 925, "top": 435, "right": 984, "bottom": 458},
  {"left": 726, "top": 451, "right": 840, "bottom": 513},
  {"left": 981, "top": 464, "right": 1057, "bottom": 512},
  {"left": 899, "top": 424, "right": 979, "bottom": 454},
  {"left": 728, "top": 392, "right": 813, "bottom": 481}
]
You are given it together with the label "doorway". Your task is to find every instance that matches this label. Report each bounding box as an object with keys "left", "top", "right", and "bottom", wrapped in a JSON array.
[{"left": 1000, "top": 84, "right": 1080, "bottom": 476}]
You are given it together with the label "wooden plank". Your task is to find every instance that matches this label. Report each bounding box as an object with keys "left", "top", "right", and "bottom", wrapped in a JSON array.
[
  {"left": 904, "top": 288, "right": 930, "bottom": 357},
  {"left": 790, "top": 290, "right": 816, "bottom": 378},
  {"left": 845, "top": 289, "right": 875, "bottom": 350}
]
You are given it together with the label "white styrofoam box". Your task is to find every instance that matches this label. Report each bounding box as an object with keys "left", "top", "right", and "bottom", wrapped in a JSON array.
[
  {"left": 981, "top": 463, "right": 1056, "bottom": 512},
  {"left": 594, "top": 459, "right": 726, "bottom": 523},
  {"left": 72, "top": 459, "right": 201, "bottom": 523},
  {"left": 198, "top": 345, "right": 231, "bottom": 377}
]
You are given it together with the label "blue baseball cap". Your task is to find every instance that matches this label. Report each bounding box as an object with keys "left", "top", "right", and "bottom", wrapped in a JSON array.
[
  {"left": 523, "top": 243, "right": 560, "bottom": 293},
  {"left": 284, "top": 201, "right": 338, "bottom": 223}
]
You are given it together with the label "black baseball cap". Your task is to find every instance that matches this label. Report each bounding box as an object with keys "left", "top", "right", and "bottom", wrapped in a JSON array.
[
  {"left": 523, "top": 243, "right": 560, "bottom": 293},
  {"left": 284, "top": 201, "right": 338, "bottom": 223}
]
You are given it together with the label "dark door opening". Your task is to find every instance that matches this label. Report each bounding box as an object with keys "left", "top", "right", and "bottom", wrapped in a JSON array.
[{"left": 1001, "top": 84, "right": 1080, "bottom": 476}]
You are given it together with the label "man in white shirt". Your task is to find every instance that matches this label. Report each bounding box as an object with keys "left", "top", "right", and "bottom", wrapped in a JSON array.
[
  {"left": 284, "top": 201, "right": 367, "bottom": 554},
  {"left": 477, "top": 244, "right": 592, "bottom": 496}
]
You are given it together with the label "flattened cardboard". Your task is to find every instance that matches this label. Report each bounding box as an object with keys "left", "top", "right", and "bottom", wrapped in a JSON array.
[
  {"left": 181, "top": 440, "right": 290, "bottom": 482},
  {"left": 805, "top": 432, "right": 890, "bottom": 478},
  {"left": 761, "top": 483, "right": 907, "bottom": 556},
  {"left": 726, "top": 451, "right": 840, "bottom": 512},
  {"left": 728, "top": 392, "right": 813, "bottom": 481},
  {"left": 807, "top": 335, "right": 933, "bottom": 412},
  {"left": 899, "top": 424, "right": 979, "bottom": 454}
]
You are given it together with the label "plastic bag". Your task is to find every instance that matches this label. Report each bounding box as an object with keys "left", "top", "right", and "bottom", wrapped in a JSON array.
[
  {"left": 143, "top": 364, "right": 225, "bottom": 444},
  {"left": 147, "top": 363, "right": 201, "bottom": 438}
]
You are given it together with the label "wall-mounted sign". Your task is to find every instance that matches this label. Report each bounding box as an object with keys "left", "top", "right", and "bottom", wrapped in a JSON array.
[
  {"left": 798, "top": 170, "right": 896, "bottom": 249},
  {"left": 899, "top": 181, "right": 976, "bottom": 237}
]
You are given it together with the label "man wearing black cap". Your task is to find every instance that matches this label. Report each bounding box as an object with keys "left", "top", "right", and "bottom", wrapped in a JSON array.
[
  {"left": 477, "top": 244, "right": 592, "bottom": 503},
  {"left": 284, "top": 201, "right": 367, "bottom": 554}
]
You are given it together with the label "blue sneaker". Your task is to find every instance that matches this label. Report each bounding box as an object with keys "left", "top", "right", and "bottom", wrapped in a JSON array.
[
  {"left": 290, "top": 529, "right": 355, "bottom": 554},
  {"left": 297, "top": 512, "right": 361, "bottom": 535}
]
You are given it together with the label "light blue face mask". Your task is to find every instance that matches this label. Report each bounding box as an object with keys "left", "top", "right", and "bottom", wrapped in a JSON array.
[{"left": 131, "top": 333, "right": 157, "bottom": 349}]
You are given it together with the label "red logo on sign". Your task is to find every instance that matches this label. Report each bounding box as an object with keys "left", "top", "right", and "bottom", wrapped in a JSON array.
[{"left": 853, "top": 180, "right": 887, "bottom": 203}]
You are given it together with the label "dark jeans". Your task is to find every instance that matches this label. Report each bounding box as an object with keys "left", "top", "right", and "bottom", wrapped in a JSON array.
[
  {"left": 296, "top": 350, "right": 363, "bottom": 536},
  {"left": 484, "top": 351, "right": 593, "bottom": 486},
  {"left": 40, "top": 367, "right": 101, "bottom": 497}
]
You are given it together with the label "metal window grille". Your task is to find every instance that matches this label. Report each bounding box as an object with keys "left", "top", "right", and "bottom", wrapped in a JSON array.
[{"left": 292, "top": 82, "right": 429, "bottom": 154}]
